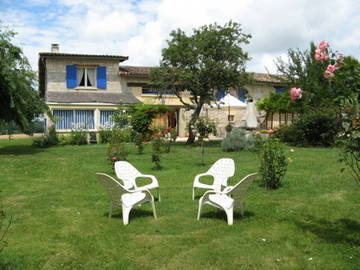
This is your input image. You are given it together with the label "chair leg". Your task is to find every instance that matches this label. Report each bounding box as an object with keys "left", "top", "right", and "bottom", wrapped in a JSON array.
[
  {"left": 122, "top": 205, "right": 131, "bottom": 225},
  {"left": 225, "top": 207, "right": 233, "bottom": 225},
  {"left": 151, "top": 199, "right": 157, "bottom": 219},
  {"left": 192, "top": 187, "right": 195, "bottom": 200},
  {"left": 158, "top": 188, "right": 161, "bottom": 202},
  {"left": 197, "top": 198, "right": 204, "bottom": 220}
]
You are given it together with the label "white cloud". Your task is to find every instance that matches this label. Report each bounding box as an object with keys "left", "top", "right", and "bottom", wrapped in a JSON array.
[{"left": 1, "top": 0, "right": 359, "bottom": 73}]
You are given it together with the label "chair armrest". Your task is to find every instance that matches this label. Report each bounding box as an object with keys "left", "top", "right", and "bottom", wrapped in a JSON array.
[
  {"left": 194, "top": 173, "right": 212, "bottom": 185},
  {"left": 136, "top": 174, "right": 159, "bottom": 186}
]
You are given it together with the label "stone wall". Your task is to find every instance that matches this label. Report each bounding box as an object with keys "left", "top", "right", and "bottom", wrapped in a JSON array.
[{"left": 45, "top": 58, "right": 122, "bottom": 93}]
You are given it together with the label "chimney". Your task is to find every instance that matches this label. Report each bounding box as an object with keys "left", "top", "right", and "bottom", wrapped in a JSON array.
[{"left": 51, "top": 43, "right": 59, "bottom": 53}]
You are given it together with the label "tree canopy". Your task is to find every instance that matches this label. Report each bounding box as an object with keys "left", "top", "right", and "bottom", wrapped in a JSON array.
[
  {"left": 150, "top": 21, "right": 251, "bottom": 143},
  {"left": 0, "top": 23, "right": 48, "bottom": 132}
]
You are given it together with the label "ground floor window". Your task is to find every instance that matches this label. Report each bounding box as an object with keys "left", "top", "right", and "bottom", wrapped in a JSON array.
[
  {"left": 53, "top": 109, "right": 95, "bottom": 130},
  {"left": 100, "top": 110, "right": 115, "bottom": 127}
]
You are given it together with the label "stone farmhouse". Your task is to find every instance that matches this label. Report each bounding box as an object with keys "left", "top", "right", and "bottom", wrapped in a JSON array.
[{"left": 39, "top": 44, "right": 288, "bottom": 137}]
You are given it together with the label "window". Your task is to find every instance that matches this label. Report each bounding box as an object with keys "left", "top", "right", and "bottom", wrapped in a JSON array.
[
  {"left": 228, "top": 115, "right": 235, "bottom": 122},
  {"left": 77, "top": 67, "right": 96, "bottom": 87},
  {"left": 238, "top": 88, "right": 247, "bottom": 102},
  {"left": 100, "top": 110, "right": 115, "bottom": 127},
  {"left": 53, "top": 109, "right": 94, "bottom": 130},
  {"left": 142, "top": 88, "right": 175, "bottom": 95},
  {"left": 66, "top": 65, "right": 107, "bottom": 89},
  {"left": 216, "top": 87, "right": 226, "bottom": 100},
  {"left": 275, "top": 88, "right": 287, "bottom": 93}
]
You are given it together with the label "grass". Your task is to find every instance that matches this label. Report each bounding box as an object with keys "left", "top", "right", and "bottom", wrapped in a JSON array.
[{"left": 0, "top": 138, "right": 359, "bottom": 269}]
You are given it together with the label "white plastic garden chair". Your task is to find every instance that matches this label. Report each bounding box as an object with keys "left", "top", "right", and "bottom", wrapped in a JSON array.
[
  {"left": 192, "top": 158, "right": 235, "bottom": 200},
  {"left": 96, "top": 173, "right": 157, "bottom": 225},
  {"left": 114, "top": 161, "right": 160, "bottom": 201},
  {"left": 197, "top": 173, "right": 257, "bottom": 225}
]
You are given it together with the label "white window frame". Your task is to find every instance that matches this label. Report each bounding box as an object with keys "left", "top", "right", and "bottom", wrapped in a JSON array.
[{"left": 77, "top": 67, "right": 97, "bottom": 88}]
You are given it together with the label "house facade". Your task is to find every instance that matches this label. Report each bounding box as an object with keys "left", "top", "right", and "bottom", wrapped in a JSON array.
[
  {"left": 39, "top": 45, "right": 286, "bottom": 137},
  {"left": 39, "top": 44, "right": 139, "bottom": 132}
]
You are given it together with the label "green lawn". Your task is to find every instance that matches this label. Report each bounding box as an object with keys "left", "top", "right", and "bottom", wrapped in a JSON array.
[{"left": 0, "top": 138, "right": 359, "bottom": 269}]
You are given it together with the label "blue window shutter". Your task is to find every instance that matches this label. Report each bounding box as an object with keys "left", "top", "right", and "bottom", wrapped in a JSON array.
[
  {"left": 66, "top": 65, "right": 77, "bottom": 88},
  {"left": 238, "top": 88, "right": 246, "bottom": 102},
  {"left": 97, "top": 66, "right": 107, "bottom": 89},
  {"left": 275, "top": 88, "right": 286, "bottom": 93},
  {"left": 216, "top": 88, "right": 225, "bottom": 100}
]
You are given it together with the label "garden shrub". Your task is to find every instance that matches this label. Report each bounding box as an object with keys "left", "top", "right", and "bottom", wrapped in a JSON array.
[
  {"left": 338, "top": 94, "right": 360, "bottom": 183},
  {"left": 259, "top": 139, "right": 288, "bottom": 189},
  {"left": 134, "top": 133, "right": 144, "bottom": 154},
  {"left": 222, "top": 128, "right": 257, "bottom": 152},
  {"left": 107, "top": 129, "right": 128, "bottom": 164},
  {"left": 151, "top": 137, "right": 163, "bottom": 170},
  {"left": 67, "top": 129, "right": 88, "bottom": 145},
  {"left": 98, "top": 128, "right": 113, "bottom": 144},
  {"left": 275, "top": 111, "right": 341, "bottom": 146},
  {"left": 32, "top": 125, "right": 59, "bottom": 148}
]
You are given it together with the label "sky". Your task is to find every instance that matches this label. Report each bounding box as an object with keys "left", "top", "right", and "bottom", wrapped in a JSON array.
[{"left": 1, "top": 0, "right": 359, "bottom": 73}]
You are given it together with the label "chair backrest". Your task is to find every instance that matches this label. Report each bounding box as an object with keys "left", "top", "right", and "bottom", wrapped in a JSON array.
[
  {"left": 207, "top": 158, "right": 235, "bottom": 187},
  {"left": 96, "top": 173, "right": 127, "bottom": 207},
  {"left": 229, "top": 173, "right": 257, "bottom": 208},
  {"left": 114, "top": 161, "right": 141, "bottom": 189}
]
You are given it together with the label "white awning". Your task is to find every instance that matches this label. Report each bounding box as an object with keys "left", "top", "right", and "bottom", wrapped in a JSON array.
[{"left": 218, "top": 93, "right": 247, "bottom": 107}]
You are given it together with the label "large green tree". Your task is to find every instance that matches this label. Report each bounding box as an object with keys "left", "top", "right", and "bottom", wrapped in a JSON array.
[
  {"left": 0, "top": 23, "right": 48, "bottom": 132},
  {"left": 150, "top": 21, "right": 251, "bottom": 144}
]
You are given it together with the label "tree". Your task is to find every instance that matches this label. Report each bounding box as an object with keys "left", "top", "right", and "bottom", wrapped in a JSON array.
[
  {"left": 150, "top": 21, "right": 251, "bottom": 144},
  {"left": 0, "top": 22, "right": 48, "bottom": 132}
]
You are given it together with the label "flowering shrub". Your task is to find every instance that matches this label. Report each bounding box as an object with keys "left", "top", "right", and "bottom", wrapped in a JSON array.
[
  {"left": 314, "top": 40, "right": 344, "bottom": 78},
  {"left": 290, "top": 87, "right": 302, "bottom": 101},
  {"left": 338, "top": 94, "right": 360, "bottom": 183}
]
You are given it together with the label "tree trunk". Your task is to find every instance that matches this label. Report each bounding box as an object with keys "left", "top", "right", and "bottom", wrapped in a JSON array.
[{"left": 186, "top": 104, "right": 203, "bottom": 144}]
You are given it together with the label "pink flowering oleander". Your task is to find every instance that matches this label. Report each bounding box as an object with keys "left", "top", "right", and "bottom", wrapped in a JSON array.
[
  {"left": 324, "top": 70, "right": 335, "bottom": 78},
  {"left": 267, "top": 129, "right": 274, "bottom": 134},
  {"left": 318, "top": 41, "right": 329, "bottom": 51},
  {"left": 314, "top": 41, "right": 329, "bottom": 62},
  {"left": 290, "top": 87, "right": 302, "bottom": 101},
  {"left": 326, "top": 64, "right": 337, "bottom": 73}
]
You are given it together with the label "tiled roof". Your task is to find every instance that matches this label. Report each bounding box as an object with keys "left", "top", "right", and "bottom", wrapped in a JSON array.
[
  {"left": 46, "top": 91, "right": 140, "bottom": 104},
  {"left": 119, "top": 66, "right": 151, "bottom": 77},
  {"left": 250, "top": 73, "right": 283, "bottom": 84},
  {"left": 119, "top": 66, "right": 283, "bottom": 84},
  {"left": 39, "top": 52, "right": 128, "bottom": 61}
]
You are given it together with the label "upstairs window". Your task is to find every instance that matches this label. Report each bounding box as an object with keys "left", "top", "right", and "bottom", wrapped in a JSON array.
[
  {"left": 77, "top": 67, "right": 95, "bottom": 87},
  {"left": 66, "top": 65, "right": 107, "bottom": 89}
]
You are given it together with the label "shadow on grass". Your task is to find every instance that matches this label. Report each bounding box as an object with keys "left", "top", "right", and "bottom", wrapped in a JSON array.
[
  {"left": 295, "top": 216, "right": 360, "bottom": 246},
  {"left": 201, "top": 210, "right": 255, "bottom": 222},
  {"left": 104, "top": 208, "right": 155, "bottom": 222},
  {"left": 0, "top": 145, "right": 44, "bottom": 156}
]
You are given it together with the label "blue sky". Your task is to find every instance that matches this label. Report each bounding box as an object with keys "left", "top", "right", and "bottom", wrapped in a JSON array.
[{"left": 1, "top": 0, "right": 359, "bottom": 73}]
